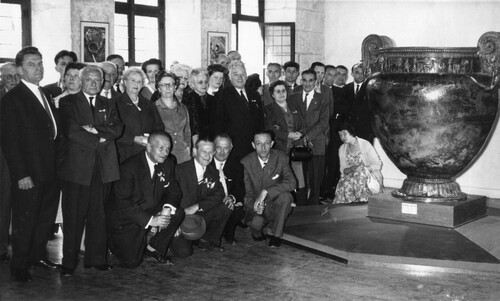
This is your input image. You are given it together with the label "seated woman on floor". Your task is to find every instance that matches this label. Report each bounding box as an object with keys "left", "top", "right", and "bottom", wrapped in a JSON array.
[{"left": 333, "top": 122, "right": 383, "bottom": 204}]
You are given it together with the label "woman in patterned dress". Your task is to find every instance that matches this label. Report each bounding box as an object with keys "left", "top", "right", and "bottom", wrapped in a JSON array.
[{"left": 333, "top": 122, "right": 383, "bottom": 204}]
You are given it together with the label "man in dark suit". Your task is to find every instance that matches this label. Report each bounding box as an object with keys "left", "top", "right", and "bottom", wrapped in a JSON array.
[
  {"left": 215, "top": 60, "right": 264, "bottom": 161},
  {"left": 288, "top": 69, "right": 330, "bottom": 205},
  {"left": 241, "top": 130, "right": 296, "bottom": 247},
  {"left": 109, "top": 131, "right": 185, "bottom": 268},
  {"left": 99, "top": 61, "right": 120, "bottom": 100},
  {"left": 261, "top": 62, "right": 282, "bottom": 106},
  {"left": 107, "top": 54, "right": 125, "bottom": 94},
  {"left": 174, "top": 138, "right": 231, "bottom": 256},
  {"left": 43, "top": 50, "right": 77, "bottom": 99},
  {"left": 283, "top": 61, "right": 300, "bottom": 96},
  {"left": 211, "top": 134, "right": 245, "bottom": 245},
  {"left": 1, "top": 47, "right": 61, "bottom": 282},
  {"left": 58, "top": 65, "right": 123, "bottom": 276},
  {"left": 342, "top": 62, "right": 374, "bottom": 143},
  {"left": 0, "top": 62, "right": 20, "bottom": 262}
]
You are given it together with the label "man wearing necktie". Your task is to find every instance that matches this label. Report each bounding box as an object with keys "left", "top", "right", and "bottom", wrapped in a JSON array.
[
  {"left": 99, "top": 61, "right": 119, "bottom": 100},
  {"left": 210, "top": 134, "right": 245, "bottom": 245},
  {"left": 215, "top": 60, "right": 264, "bottom": 161},
  {"left": 341, "top": 62, "right": 374, "bottom": 143},
  {"left": 58, "top": 65, "right": 123, "bottom": 276},
  {"left": 174, "top": 138, "right": 231, "bottom": 255},
  {"left": 283, "top": 61, "right": 300, "bottom": 96},
  {"left": 109, "top": 131, "right": 184, "bottom": 268},
  {"left": 1, "top": 47, "right": 62, "bottom": 282},
  {"left": 288, "top": 70, "right": 330, "bottom": 206},
  {"left": 240, "top": 131, "right": 296, "bottom": 247}
]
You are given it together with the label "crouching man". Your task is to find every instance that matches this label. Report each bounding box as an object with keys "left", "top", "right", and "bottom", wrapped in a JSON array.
[
  {"left": 241, "top": 130, "right": 296, "bottom": 247},
  {"left": 109, "top": 130, "right": 185, "bottom": 267}
]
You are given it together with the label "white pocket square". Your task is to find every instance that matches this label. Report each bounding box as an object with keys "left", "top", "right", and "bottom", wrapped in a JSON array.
[{"left": 272, "top": 174, "right": 279, "bottom": 180}]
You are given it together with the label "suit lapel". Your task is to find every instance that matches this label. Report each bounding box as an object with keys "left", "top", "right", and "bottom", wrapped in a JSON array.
[{"left": 140, "top": 154, "right": 155, "bottom": 206}]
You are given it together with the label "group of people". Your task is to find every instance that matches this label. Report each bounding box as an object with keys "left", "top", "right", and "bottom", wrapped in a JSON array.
[{"left": 0, "top": 45, "right": 383, "bottom": 283}]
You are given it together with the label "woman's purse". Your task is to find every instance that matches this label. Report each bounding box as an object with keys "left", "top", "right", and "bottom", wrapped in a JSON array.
[
  {"left": 366, "top": 168, "right": 381, "bottom": 194},
  {"left": 290, "top": 140, "right": 313, "bottom": 162}
]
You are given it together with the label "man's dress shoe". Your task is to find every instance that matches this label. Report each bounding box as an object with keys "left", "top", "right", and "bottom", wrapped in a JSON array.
[
  {"left": 144, "top": 249, "right": 173, "bottom": 265},
  {"left": 83, "top": 264, "right": 113, "bottom": 271},
  {"left": 268, "top": 235, "right": 282, "bottom": 248},
  {"left": 0, "top": 252, "right": 10, "bottom": 262},
  {"left": 31, "top": 259, "right": 61, "bottom": 270},
  {"left": 60, "top": 267, "right": 74, "bottom": 277}
]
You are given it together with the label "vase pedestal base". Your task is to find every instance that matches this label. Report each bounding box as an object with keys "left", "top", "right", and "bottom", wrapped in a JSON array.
[{"left": 367, "top": 192, "right": 487, "bottom": 228}]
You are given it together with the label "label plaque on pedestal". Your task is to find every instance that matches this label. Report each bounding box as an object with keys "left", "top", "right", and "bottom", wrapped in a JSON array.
[{"left": 367, "top": 192, "right": 487, "bottom": 228}]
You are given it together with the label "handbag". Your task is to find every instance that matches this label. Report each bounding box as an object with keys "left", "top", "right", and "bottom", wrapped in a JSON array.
[
  {"left": 290, "top": 140, "right": 313, "bottom": 162},
  {"left": 365, "top": 167, "right": 381, "bottom": 194}
]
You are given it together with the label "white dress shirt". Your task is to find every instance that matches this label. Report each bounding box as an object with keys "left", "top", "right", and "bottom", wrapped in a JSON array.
[{"left": 302, "top": 89, "right": 315, "bottom": 110}]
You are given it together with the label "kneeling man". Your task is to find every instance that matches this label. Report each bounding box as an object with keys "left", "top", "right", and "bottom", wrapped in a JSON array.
[
  {"left": 241, "top": 130, "right": 296, "bottom": 247},
  {"left": 174, "top": 137, "right": 232, "bottom": 256},
  {"left": 110, "top": 130, "right": 185, "bottom": 268}
]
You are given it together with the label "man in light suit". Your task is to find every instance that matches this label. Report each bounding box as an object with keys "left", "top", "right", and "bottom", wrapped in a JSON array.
[
  {"left": 174, "top": 138, "right": 231, "bottom": 256},
  {"left": 210, "top": 134, "right": 246, "bottom": 244},
  {"left": 240, "top": 130, "right": 296, "bottom": 247},
  {"left": 261, "top": 62, "right": 282, "bottom": 106},
  {"left": 288, "top": 69, "right": 330, "bottom": 205},
  {"left": 109, "top": 130, "right": 185, "bottom": 268},
  {"left": 58, "top": 65, "right": 123, "bottom": 276},
  {"left": 0, "top": 62, "right": 20, "bottom": 263},
  {"left": 1, "top": 47, "right": 61, "bottom": 282},
  {"left": 215, "top": 60, "right": 264, "bottom": 161}
]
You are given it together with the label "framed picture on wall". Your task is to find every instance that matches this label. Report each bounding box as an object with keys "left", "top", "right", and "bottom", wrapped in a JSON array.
[
  {"left": 208, "top": 31, "right": 229, "bottom": 65},
  {"left": 81, "top": 21, "right": 109, "bottom": 63}
]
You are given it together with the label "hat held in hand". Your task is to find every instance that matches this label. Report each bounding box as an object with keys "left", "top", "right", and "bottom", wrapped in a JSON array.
[{"left": 180, "top": 214, "right": 206, "bottom": 240}]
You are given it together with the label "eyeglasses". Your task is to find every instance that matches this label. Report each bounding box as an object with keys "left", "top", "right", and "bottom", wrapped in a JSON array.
[
  {"left": 158, "top": 83, "right": 175, "bottom": 89},
  {"left": 2, "top": 74, "right": 20, "bottom": 80}
]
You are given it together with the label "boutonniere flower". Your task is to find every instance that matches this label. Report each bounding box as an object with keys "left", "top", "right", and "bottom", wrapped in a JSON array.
[
  {"left": 157, "top": 171, "right": 166, "bottom": 182},
  {"left": 204, "top": 177, "right": 215, "bottom": 189},
  {"left": 98, "top": 109, "right": 106, "bottom": 113}
]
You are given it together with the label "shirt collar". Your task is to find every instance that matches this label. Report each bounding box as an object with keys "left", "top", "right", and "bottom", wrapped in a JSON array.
[
  {"left": 194, "top": 159, "right": 206, "bottom": 181},
  {"left": 83, "top": 92, "right": 96, "bottom": 104},
  {"left": 302, "top": 89, "right": 315, "bottom": 98},
  {"left": 214, "top": 158, "right": 225, "bottom": 170},
  {"left": 145, "top": 152, "right": 157, "bottom": 178},
  {"left": 258, "top": 156, "right": 269, "bottom": 169},
  {"left": 207, "top": 87, "right": 218, "bottom": 96}
]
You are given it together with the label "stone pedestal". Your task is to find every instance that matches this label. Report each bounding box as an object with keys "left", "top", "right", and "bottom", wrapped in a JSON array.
[{"left": 367, "top": 192, "right": 487, "bottom": 228}]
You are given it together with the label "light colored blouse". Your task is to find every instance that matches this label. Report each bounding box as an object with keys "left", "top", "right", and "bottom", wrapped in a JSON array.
[{"left": 339, "top": 137, "right": 383, "bottom": 185}]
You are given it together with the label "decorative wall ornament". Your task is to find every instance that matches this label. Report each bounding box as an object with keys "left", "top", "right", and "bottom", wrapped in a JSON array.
[
  {"left": 207, "top": 31, "right": 229, "bottom": 65},
  {"left": 81, "top": 21, "right": 109, "bottom": 63}
]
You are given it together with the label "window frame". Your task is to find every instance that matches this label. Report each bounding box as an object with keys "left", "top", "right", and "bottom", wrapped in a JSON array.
[
  {"left": 0, "top": 0, "right": 31, "bottom": 63},
  {"left": 231, "top": 0, "right": 264, "bottom": 51},
  {"left": 263, "top": 22, "right": 296, "bottom": 66},
  {"left": 115, "top": 0, "right": 165, "bottom": 66}
]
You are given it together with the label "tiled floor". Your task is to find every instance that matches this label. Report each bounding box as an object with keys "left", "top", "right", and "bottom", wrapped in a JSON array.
[{"left": 1, "top": 210, "right": 500, "bottom": 300}]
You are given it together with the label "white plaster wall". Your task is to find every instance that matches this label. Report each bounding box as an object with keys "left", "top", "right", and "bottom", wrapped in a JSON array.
[
  {"left": 265, "top": 0, "right": 297, "bottom": 23},
  {"left": 32, "top": 0, "right": 72, "bottom": 85},
  {"left": 324, "top": 0, "right": 500, "bottom": 197},
  {"left": 165, "top": 0, "right": 202, "bottom": 68}
]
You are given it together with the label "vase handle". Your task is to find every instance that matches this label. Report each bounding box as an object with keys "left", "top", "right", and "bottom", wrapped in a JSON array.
[{"left": 470, "top": 70, "right": 500, "bottom": 91}]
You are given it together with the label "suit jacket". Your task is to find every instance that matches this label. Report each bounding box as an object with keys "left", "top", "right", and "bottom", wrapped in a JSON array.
[
  {"left": 263, "top": 101, "right": 302, "bottom": 153},
  {"left": 175, "top": 159, "right": 225, "bottom": 211},
  {"left": 59, "top": 91, "right": 123, "bottom": 186},
  {"left": 261, "top": 83, "right": 274, "bottom": 106},
  {"left": 342, "top": 82, "right": 374, "bottom": 142},
  {"left": 110, "top": 152, "right": 182, "bottom": 229},
  {"left": 287, "top": 90, "right": 329, "bottom": 155},
  {"left": 115, "top": 92, "right": 164, "bottom": 163},
  {"left": 43, "top": 81, "right": 63, "bottom": 100},
  {"left": 240, "top": 149, "right": 296, "bottom": 209},
  {"left": 1, "top": 82, "right": 60, "bottom": 182},
  {"left": 183, "top": 90, "right": 217, "bottom": 138},
  {"left": 215, "top": 86, "right": 264, "bottom": 160},
  {"left": 293, "top": 84, "right": 334, "bottom": 118},
  {"left": 209, "top": 156, "right": 245, "bottom": 204},
  {"left": 331, "top": 85, "right": 346, "bottom": 135}
]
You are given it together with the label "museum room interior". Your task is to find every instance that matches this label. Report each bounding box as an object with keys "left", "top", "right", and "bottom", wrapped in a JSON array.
[{"left": 1, "top": 0, "right": 500, "bottom": 300}]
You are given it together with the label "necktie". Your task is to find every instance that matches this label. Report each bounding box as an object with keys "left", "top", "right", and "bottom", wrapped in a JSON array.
[
  {"left": 219, "top": 162, "right": 228, "bottom": 195},
  {"left": 201, "top": 94, "right": 207, "bottom": 107},
  {"left": 105, "top": 90, "right": 110, "bottom": 99},
  {"left": 263, "top": 162, "right": 267, "bottom": 169},
  {"left": 38, "top": 87, "right": 55, "bottom": 138},
  {"left": 89, "top": 96, "right": 95, "bottom": 114},
  {"left": 304, "top": 92, "right": 309, "bottom": 103},
  {"left": 355, "top": 84, "right": 360, "bottom": 95},
  {"left": 240, "top": 90, "right": 248, "bottom": 102}
]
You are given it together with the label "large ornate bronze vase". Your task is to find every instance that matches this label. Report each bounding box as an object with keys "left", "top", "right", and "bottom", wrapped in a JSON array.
[{"left": 362, "top": 32, "right": 500, "bottom": 202}]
